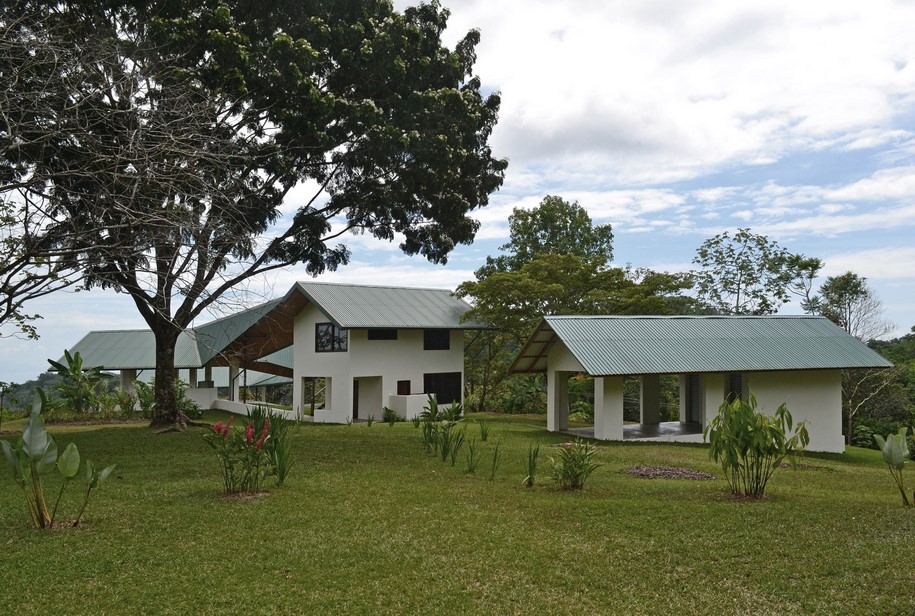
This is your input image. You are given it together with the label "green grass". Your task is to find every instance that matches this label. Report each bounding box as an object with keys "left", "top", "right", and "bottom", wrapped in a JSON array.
[{"left": 1, "top": 412, "right": 914, "bottom": 615}]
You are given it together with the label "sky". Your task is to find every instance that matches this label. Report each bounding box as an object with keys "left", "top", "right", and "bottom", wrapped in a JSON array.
[{"left": 4, "top": 0, "right": 915, "bottom": 383}]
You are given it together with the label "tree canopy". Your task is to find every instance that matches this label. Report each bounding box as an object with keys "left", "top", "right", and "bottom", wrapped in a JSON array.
[
  {"left": 691, "top": 228, "right": 814, "bottom": 315},
  {"left": 3, "top": 0, "right": 506, "bottom": 426},
  {"left": 481, "top": 195, "right": 614, "bottom": 275}
]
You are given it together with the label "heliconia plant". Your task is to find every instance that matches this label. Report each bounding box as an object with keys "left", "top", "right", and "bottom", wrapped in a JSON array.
[
  {"left": 0, "top": 388, "right": 116, "bottom": 528},
  {"left": 874, "top": 428, "right": 911, "bottom": 507},
  {"left": 205, "top": 408, "right": 295, "bottom": 495}
]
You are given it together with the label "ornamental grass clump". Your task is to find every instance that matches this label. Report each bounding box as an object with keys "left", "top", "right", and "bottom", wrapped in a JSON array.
[
  {"left": 704, "top": 394, "right": 809, "bottom": 499},
  {"left": 874, "top": 427, "right": 911, "bottom": 507},
  {"left": 0, "top": 389, "right": 116, "bottom": 528}
]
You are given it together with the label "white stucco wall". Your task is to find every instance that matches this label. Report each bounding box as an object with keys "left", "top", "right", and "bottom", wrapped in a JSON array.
[
  {"left": 291, "top": 304, "right": 464, "bottom": 423},
  {"left": 744, "top": 370, "right": 844, "bottom": 453}
]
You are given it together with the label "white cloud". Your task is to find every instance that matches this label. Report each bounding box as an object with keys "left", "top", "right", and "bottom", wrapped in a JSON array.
[{"left": 822, "top": 247, "right": 915, "bottom": 280}]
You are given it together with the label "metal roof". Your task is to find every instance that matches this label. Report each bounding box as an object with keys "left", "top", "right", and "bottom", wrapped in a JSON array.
[
  {"left": 64, "top": 329, "right": 203, "bottom": 370},
  {"left": 511, "top": 315, "right": 893, "bottom": 376},
  {"left": 193, "top": 299, "right": 283, "bottom": 365},
  {"left": 295, "top": 281, "right": 487, "bottom": 329}
]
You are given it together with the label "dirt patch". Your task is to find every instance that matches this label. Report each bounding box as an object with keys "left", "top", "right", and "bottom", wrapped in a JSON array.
[
  {"left": 47, "top": 418, "right": 148, "bottom": 426},
  {"left": 625, "top": 465, "right": 715, "bottom": 480}
]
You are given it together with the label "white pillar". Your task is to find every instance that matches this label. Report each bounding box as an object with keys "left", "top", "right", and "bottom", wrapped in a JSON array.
[
  {"left": 547, "top": 371, "right": 570, "bottom": 432},
  {"left": 120, "top": 369, "right": 137, "bottom": 393},
  {"left": 594, "top": 376, "right": 624, "bottom": 440},
  {"left": 640, "top": 374, "right": 661, "bottom": 425},
  {"left": 679, "top": 374, "right": 688, "bottom": 424},
  {"left": 704, "top": 373, "right": 726, "bottom": 427},
  {"left": 204, "top": 366, "right": 213, "bottom": 385}
]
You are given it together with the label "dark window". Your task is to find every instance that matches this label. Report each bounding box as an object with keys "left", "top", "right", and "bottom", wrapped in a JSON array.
[
  {"left": 424, "top": 372, "right": 462, "bottom": 405},
  {"left": 397, "top": 380, "right": 411, "bottom": 395},
  {"left": 423, "top": 329, "right": 450, "bottom": 351},
  {"left": 368, "top": 329, "right": 397, "bottom": 340},
  {"left": 316, "top": 322, "right": 347, "bottom": 352},
  {"left": 726, "top": 372, "right": 743, "bottom": 404}
]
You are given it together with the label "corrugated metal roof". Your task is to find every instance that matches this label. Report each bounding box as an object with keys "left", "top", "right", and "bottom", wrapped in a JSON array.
[
  {"left": 511, "top": 315, "right": 893, "bottom": 376},
  {"left": 295, "top": 281, "right": 486, "bottom": 329},
  {"left": 64, "top": 329, "right": 202, "bottom": 370},
  {"left": 193, "top": 299, "right": 283, "bottom": 365}
]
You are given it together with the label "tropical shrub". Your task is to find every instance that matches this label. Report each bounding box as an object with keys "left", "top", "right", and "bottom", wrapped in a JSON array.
[
  {"left": 549, "top": 439, "right": 601, "bottom": 490},
  {"left": 382, "top": 407, "right": 399, "bottom": 426},
  {"left": 113, "top": 387, "right": 138, "bottom": 416},
  {"left": 874, "top": 428, "right": 911, "bottom": 507},
  {"left": 133, "top": 380, "right": 156, "bottom": 418},
  {"left": 248, "top": 406, "right": 295, "bottom": 487},
  {"left": 47, "top": 350, "right": 107, "bottom": 415},
  {"left": 477, "top": 418, "right": 490, "bottom": 442},
  {"left": 465, "top": 438, "right": 480, "bottom": 474},
  {"left": 704, "top": 395, "right": 809, "bottom": 498},
  {"left": 489, "top": 440, "right": 502, "bottom": 481},
  {"left": 0, "top": 389, "right": 116, "bottom": 528},
  {"left": 203, "top": 416, "right": 271, "bottom": 495}
]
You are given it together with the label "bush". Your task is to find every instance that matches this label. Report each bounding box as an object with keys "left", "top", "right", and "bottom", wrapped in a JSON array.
[
  {"left": 704, "top": 395, "right": 809, "bottom": 498},
  {"left": 203, "top": 416, "right": 271, "bottom": 495},
  {"left": 549, "top": 439, "right": 601, "bottom": 490},
  {"left": 874, "top": 428, "right": 911, "bottom": 507}
]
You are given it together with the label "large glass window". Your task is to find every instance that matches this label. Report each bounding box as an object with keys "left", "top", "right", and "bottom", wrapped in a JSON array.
[
  {"left": 423, "top": 329, "right": 450, "bottom": 351},
  {"left": 316, "top": 322, "right": 347, "bottom": 352}
]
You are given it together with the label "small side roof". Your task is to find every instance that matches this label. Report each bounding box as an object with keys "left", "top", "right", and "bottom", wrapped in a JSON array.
[
  {"left": 65, "top": 329, "right": 203, "bottom": 370},
  {"left": 511, "top": 315, "right": 893, "bottom": 376}
]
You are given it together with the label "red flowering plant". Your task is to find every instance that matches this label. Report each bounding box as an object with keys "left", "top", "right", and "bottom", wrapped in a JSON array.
[{"left": 203, "top": 415, "right": 271, "bottom": 495}]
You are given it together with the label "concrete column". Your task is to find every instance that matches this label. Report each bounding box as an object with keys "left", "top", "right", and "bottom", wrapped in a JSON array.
[
  {"left": 594, "top": 376, "right": 624, "bottom": 440},
  {"left": 228, "top": 364, "right": 240, "bottom": 402},
  {"left": 120, "top": 369, "right": 137, "bottom": 393},
  {"left": 189, "top": 368, "right": 198, "bottom": 388},
  {"left": 547, "top": 370, "right": 570, "bottom": 432},
  {"left": 679, "top": 374, "right": 688, "bottom": 424},
  {"left": 204, "top": 366, "right": 213, "bottom": 384},
  {"left": 704, "top": 373, "right": 726, "bottom": 427},
  {"left": 640, "top": 374, "right": 661, "bottom": 425}
]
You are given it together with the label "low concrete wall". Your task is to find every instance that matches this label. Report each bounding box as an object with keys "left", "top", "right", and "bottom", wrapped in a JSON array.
[
  {"left": 186, "top": 387, "right": 217, "bottom": 410},
  {"left": 211, "top": 399, "right": 299, "bottom": 421},
  {"left": 388, "top": 394, "right": 429, "bottom": 420}
]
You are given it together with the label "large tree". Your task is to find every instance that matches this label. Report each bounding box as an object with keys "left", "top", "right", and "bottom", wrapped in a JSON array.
[
  {"left": 691, "top": 228, "right": 815, "bottom": 315},
  {"left": 6, "top": 0, "right": 506, "bottom": 427}
]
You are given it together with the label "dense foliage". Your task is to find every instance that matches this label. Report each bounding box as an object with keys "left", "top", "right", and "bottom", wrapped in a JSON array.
[{"left": 2, "top": 0, "right": 505, "bottom": 427}]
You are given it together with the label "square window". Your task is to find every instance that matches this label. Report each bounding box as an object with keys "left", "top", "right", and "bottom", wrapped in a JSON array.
[
  {"left": 316, "top": 322, "right": 347, "bottom": 352},
  {"left": 367, "top": 329, "right": 397, "bottom": 340}
]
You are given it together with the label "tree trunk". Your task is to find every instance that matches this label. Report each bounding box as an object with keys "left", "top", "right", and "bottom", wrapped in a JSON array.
[{"left": 150, "top": 325, "right": 185, "bottom": 429}]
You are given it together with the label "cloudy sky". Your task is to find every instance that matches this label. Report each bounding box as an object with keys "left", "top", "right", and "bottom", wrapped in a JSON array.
[{"left": 4, "top": 0, "right": 915, "bottom": 383}]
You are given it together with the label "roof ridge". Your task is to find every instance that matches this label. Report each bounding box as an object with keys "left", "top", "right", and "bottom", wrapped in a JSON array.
[
  {"left": 296, "top": 280, "right": 454, "bottom": 293},
  {"left": 545, "top": 314, "right": 826, "bottom": 320}
]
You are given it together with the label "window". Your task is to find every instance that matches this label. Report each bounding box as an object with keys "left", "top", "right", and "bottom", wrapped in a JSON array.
[
  {"left": 423, "top": 329, "right": 450, "bottom": 351},
  {"left": 726, "top": 372, "right": 744, "bottom": 404},
  {"left": 367, "top": 329, "right": 397, "bottom": 340},
  {"left": 315, "top": 322, "right": 347, "bottom": 352},
  {"left": 424, "top": 372, "right": 462, "bottom": 405}
]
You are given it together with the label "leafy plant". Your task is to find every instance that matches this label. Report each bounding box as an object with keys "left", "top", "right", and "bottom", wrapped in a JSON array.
[
  {"left": 704, "top": 394, "right": 809, "bottom": 498},
  {"left": 113, "top": 387, "right": 138, "bottom": 416},
  {"left": 203, "top": 416, "right": 271, "bottom": 495},
  {"left": 133, "top": 380, "right": 156, "bottom": 418},
  {"left": 449, "top": 429, "right": 465, "bottom": 466},
  {"left": 874, "top": 428, "right": 911, "bottom": 507},
  {"left": 249, "top": 406, "right": 295, "bottom": 487},
  {"left": 478, "top": 418, "right": 490, "bottom": 442},
  {"left": 47, "top": 350, "right": 106, "bottom": 415},
  {"left": 366, "top": 414, "right": 374, "bottom": 427},
  {"left": 489, "top": 440, "right": 502, "bottom": 481},
  {"left": 411, "top": 416, "right": 421, "bottom": 429},
  {"left": 465, "top": 438, "right": 480, "bottom": 474},
  {"left": 441, "top": 400, "right": 464, "bottom": 422},
  {"left": 0, "top": 388, "right": 116, "bottom": 528},
  {"left": 549, "top": 439, "right": 601, "bottom": 490},
  {"left": 522, "top": 443, "right": 540, "bottom": 487},
  {"left": 382, "top": 407, "right": 399, "bottom": 426}
]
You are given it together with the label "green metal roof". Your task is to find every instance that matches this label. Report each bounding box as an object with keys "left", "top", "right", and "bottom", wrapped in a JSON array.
[
  {"left": 511, "top": 315, "right": 893, "bottom": 376},
  {"left": 295, "top": 281, "right": 486, "bottom": 329},
  {"left": 193, "top": 299, "right": 283, "bottom": 365},
  {"left": 65, "top": 329, "right": 203, "bottom": 370}
]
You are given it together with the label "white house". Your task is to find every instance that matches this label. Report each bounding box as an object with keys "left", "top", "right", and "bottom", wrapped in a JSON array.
[
  {"left": 64, "top": 282, "right": 484, "bottom": 422},
  {"left": 511, "top": 315, "right": 893, "bottom": 453},
  {"left": 211, "top": 282, "right": 488, "bottom": 422}
]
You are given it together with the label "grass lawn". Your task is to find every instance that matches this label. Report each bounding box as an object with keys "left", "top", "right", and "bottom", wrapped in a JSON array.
[{"left": 1, "top": 411, "right": 914, "bottom": 615}]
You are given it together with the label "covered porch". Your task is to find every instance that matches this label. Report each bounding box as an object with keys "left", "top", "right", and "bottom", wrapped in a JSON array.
[{"left": 564, "top": 420, "right": 705, "bottom": 444}]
